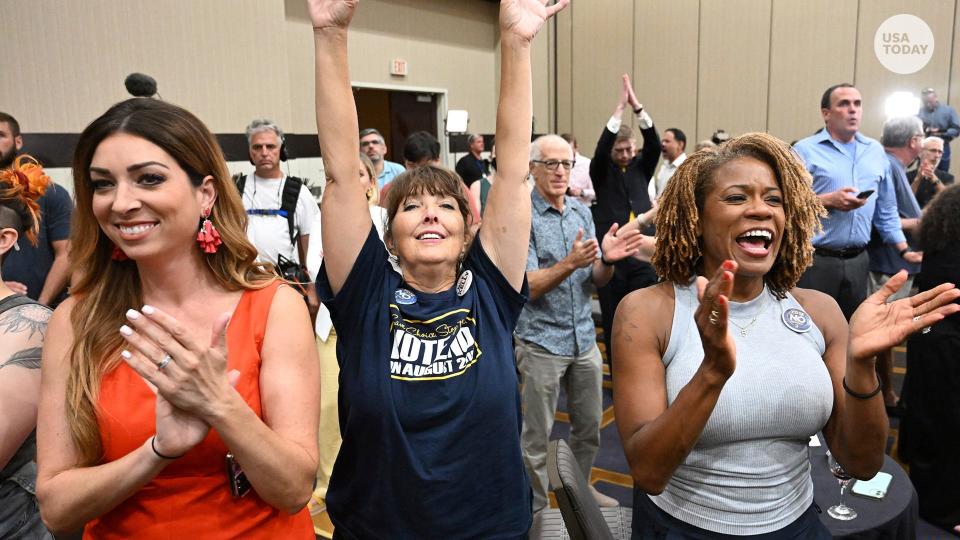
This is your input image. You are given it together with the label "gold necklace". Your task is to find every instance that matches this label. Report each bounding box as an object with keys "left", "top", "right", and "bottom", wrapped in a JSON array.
[{"left": 728, "top": 292, "right": 768, "bottom": 337}]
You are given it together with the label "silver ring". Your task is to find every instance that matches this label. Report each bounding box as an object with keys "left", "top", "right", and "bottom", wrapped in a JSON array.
[
  {"left": 708, "top": 310, "right": 720, "bottom": 326},
  {"left": 913, "top": 315, "right": 922, "bottom": 323},
  {"left": 157, "top": 354, "right": 172, "bottom": 371},
  {"left": 922, "top": 326, "right": 932, "bottom": 334}
]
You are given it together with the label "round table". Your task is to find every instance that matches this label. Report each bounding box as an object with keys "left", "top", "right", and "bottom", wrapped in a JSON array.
[{"left": 809, "top": 443, "right": 918, "bottom": 539}]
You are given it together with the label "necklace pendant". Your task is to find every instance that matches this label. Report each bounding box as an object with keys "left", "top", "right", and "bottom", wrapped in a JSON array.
[{"left": 740, "top": 329, "right": 748, "bottom": 337}]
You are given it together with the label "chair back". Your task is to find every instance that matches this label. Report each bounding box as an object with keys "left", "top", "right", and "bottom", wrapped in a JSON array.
[{"left": 547, "top": 439, "right": 616, "bottom": 540}]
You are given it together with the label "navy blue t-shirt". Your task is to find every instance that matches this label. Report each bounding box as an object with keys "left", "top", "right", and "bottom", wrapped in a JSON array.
[
  {"left": 2, "top": 183, "right": 72, "bottom": 306},
  {"left": 316, "top": 225, "right": 532, "bottom": 540}
]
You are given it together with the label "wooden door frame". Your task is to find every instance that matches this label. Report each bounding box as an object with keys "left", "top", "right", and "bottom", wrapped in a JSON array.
[{"left": 351, "top": 82, "right": 450, "bottom": 168}]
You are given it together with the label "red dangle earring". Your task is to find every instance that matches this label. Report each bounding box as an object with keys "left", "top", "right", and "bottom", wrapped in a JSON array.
[
  {"left": 111, "top": 244, "right": 129, "bottom": 261},
  {"left": 197, "top": 209, "right": 222, "bottom": 254}
]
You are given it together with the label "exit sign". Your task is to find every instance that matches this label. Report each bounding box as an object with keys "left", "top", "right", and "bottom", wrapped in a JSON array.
[{"left": 390, "top": 59, "right": 408, "bottom": 77}]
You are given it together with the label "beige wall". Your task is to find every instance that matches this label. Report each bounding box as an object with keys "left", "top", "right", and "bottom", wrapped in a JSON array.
[
  {"left": 554, "top": 0, "right": 960, "bottom": 176},
  {"left": 4, "top": 1, "right": 960, "bottom": 175},
  {"left": 1, "top": 0, "right": 500, "bottom": 137}
]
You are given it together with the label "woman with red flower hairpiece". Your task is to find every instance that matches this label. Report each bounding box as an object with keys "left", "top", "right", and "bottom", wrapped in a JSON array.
[{"left": 0, "top": 155, "right": 54, "bottom": 539}]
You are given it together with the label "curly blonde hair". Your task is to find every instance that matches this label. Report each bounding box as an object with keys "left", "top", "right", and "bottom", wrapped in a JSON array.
[{"left": 652, "top": 132, "right": 825, "bottom": 298}]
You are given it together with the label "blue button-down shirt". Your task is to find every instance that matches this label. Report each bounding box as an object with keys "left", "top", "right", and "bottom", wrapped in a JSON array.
[
  {"left": 793, "top": 129, "right": 906, "bottom": 249},
  {"left": 867, "top": 153, "right": 921, "bottom": 275},
  {"left": 918, "top": 103, "right": 960, "bottom": 140},
  {"left": 514, "top": 189, "right": 599, "bottom": 356},
  {"left": 376, "top": 160, "right": 406, "bottom": 189}
]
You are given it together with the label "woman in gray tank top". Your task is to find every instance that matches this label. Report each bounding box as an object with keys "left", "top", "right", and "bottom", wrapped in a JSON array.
[
  {"left": 0, "top": 156, "right": 53, "bottom": 539},
  {"left": 611, "top": 133, "right": 960, "bottom": 538}
]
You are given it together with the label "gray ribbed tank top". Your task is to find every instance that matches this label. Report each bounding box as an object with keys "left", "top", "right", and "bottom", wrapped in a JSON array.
[{"left": 648, "top": 281, "right": 834, "bottom": 535}]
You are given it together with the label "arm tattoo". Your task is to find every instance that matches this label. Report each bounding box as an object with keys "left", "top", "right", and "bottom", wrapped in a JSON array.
[
  {"left": 0, "top": 304, "right": 52, "bottom": 340},
  {"left": 0, "top": 347, "right": 42, "bottom": 370}
]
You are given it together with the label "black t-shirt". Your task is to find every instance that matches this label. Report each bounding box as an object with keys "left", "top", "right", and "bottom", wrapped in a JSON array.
[
  {"left": 316, "top": 225, "right": 531, "bottom": 540},
  {"left": 455, "top": 154, "right": 489, "bottom": 186},
  {"left": 1, "top": 183, "right": 73, "bottom": 306}
]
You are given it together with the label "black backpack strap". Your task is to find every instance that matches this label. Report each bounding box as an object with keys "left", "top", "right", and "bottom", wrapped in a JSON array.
[
  {"left": 233, "top": 173, "right": 247, "bottom": 196},
  {"left": 280, "top": 176, "right": 304, "bottom": 246}
]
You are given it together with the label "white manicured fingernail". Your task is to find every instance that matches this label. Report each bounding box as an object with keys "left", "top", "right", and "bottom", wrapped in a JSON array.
[
  {"left": 120, "top": 350, "right": 132, "bottom": 359},
  {"left": 120, "top": 325, "right": 133, "bottom": 336},
  {"left": 126, "top": 309, "right": 140, "bottom": 320},
  {"left": 142, "top": 305, "right": 155, "bottom": 315}
]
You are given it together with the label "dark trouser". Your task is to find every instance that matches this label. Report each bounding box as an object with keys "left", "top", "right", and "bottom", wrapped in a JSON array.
[
  {"left": 796, "top": 250, "right": 868, "bottom": 320},
  {"left": 631, "top": 488, "right": 831, "bottom": 539},
  {"left": 597, "top": 257, "right": 658, "bottom": 367}
]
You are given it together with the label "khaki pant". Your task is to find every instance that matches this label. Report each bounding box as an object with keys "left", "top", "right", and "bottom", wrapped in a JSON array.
[
  {"left": 515, "top": 338, "right": 603, "bottom": 512},
  {"left": 313, "top": 330, "right": 341, "bottom": 501}
]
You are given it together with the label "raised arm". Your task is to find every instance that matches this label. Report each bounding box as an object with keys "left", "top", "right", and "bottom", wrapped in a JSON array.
[
  {"left": 310, "top": 0, "right": 371, "bottom": 295},
  {"left": 590, "top": 75, "right": 630, "bottom": 181},
  {"left": 479, "top": 0, "right": 568, "bottom": 291}
]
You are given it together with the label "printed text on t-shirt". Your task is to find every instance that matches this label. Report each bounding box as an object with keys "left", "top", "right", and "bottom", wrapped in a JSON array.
[{"left": 388, "top": 305, "right": 482, "bottom": 381}]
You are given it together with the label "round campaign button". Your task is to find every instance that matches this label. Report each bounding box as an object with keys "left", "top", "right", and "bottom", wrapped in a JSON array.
[
  {"left": 456, "top": 270, "right": 473, "bottom": 297},
  {"left": 395, "top": 288, "right": 417, "bottom": 305},
  {"left": 782, "top": 308, "right": 812, "bottom": 333}
]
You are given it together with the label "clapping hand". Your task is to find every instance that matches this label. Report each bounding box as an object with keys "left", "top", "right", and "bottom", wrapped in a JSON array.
[
  {"left": 565, "top": 228, "right": 598, "bottom": 269},
  {"left": 848, "top": 270, "right": 960, "bottom": 362},
  {"left": 601, "top": 223, "right": 642, "bottom": 262},
  {"left": 694, "top": 260, "right": 738, "bottom": 383},
  {"left": 623, "top": 74, "right": 642, "bottom": 111},
  {"left": 119, "top": 306, "right": 240, "bottom": 457},
  {"left": 500, "top": 0, "right": 569, "bottom": 44}
]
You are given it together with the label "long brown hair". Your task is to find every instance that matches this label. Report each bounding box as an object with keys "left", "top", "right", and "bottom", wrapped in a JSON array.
[
  {"left": 68, "top": 98, "right": 274, "bottom": 465},
  {"left": 652, "top": 132, "right": 824, "bottom": 298}
]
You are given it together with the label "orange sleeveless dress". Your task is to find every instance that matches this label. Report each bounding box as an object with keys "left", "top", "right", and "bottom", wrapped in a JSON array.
[{"left": 84, "top": 282, "right": 313, "bottom": 539}]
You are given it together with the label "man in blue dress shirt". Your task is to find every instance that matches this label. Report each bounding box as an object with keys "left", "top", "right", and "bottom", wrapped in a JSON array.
[
  {"left": 918, "top": 88, "right": 960, "bottom": 172},
  {"left": 793, "top": 84, "right": 921, "bottom": 320}
]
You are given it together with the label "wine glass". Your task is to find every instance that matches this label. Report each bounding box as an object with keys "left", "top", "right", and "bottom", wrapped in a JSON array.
[{"left": 826, "top": 452, "right": 858, "bottom": 520}]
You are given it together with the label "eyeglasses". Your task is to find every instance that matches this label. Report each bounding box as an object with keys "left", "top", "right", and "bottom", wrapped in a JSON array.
[
  {"left": 532, "top": 159, "right": 575, "bottom": 171},
  {"left": 360, "top": 140, "right": 383, "bottom": 147}
]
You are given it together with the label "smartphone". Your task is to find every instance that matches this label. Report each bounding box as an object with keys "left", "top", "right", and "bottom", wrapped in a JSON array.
[
  {"left": 851, "top": 471, "right": 893, "bottom": 500},
  {"left": 856, "top": 189, "right": 875, "bottom": 199},
  {"left": 226, "top": 452, "right": 251, "bottom": 498}
]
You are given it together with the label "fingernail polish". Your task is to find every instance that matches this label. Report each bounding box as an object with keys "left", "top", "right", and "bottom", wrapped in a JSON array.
[
  {"left": 120, "top": 350, "right": 132, "bottom": 359},
  {"left": 120, "top": 325, "right": 133, "bottom": 336},
  {"left": 126, "top": 309, "right": 140, "bottom": 320},
  {"left": 142, "top": 305, "right": 156, "bottom": 315}
]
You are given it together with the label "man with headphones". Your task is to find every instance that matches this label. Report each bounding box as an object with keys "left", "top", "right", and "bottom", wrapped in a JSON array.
[{"left": 236, "top": 119, "right": 320, "bottom": 319}]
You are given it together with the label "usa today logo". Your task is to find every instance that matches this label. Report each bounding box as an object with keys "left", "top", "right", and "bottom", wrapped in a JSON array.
[{"left": 874, "top": 14, "right": 934, "bottom": 74}]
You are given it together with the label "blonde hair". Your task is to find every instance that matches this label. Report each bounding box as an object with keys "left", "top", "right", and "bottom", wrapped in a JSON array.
[
  {"left": 652, "top": 133, "right": 825, "bottom": 298},
  {"left": 68, "top": 98, "right": 276, "bottom": 465}
]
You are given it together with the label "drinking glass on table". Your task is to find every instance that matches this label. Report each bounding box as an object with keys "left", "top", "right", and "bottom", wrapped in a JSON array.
[{"left": 826, "top": 451, "right": 858, "bottom": 520}]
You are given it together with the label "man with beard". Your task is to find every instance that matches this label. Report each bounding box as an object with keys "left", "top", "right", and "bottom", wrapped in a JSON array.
[
  {"left": 360, "top": 128, "right": 405, "bottom": 190},
  {"left": 0, "top": 112, "right": 73, "bottom": 307}
]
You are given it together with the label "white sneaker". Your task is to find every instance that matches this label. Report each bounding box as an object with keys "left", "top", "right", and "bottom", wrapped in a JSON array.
[{"left": 589, "top": 485, "right": 619, "bottom": 507}]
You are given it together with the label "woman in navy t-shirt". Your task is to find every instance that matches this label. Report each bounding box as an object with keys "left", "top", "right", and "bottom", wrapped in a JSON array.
[{"left": 308, "top": 0, "right": 569, "bottom": 538}]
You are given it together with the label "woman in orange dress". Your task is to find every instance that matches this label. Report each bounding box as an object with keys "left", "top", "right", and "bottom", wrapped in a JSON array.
[{"left": 36, "top": 98, "right": 319, "bottom": 539}]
